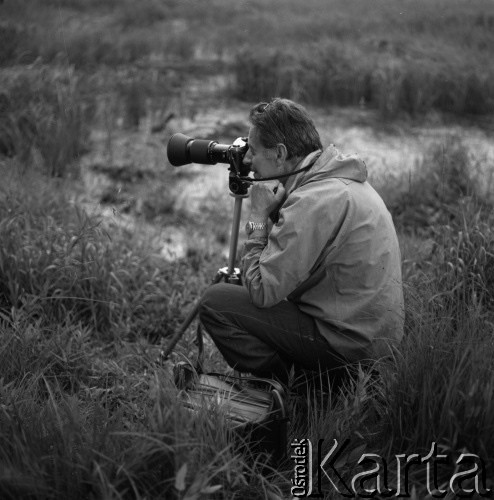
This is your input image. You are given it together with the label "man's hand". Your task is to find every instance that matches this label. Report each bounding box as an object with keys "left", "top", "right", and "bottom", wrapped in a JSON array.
[{"left": 249, "top": 181, "right": 286, "bottom": 221}]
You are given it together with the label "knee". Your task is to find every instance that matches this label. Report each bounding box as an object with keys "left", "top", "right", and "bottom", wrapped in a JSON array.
[
  {"left": 198, "top": 283, "right": 245, "bottom": 327},
  {"left": 199, "top": 283, "right": 228, "bottom": 316}
]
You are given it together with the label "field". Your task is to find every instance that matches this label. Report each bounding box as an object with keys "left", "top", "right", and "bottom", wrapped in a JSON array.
[{"left": 1, "top": 0, "right": 494, "bottom": 498}]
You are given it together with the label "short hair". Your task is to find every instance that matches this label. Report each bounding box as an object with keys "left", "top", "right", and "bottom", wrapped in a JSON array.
[{"left": 249, "top": 98, "right": 322, "bottom": 160}]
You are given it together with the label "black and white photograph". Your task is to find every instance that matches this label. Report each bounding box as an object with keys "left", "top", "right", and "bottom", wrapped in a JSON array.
[{"left": 1, "top": 0, "right": 493, "bottom": 498}]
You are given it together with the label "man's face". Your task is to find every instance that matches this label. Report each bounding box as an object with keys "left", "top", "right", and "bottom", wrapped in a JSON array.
[{"left": 244, "top": 126, "right": 279, "bottom": 180}]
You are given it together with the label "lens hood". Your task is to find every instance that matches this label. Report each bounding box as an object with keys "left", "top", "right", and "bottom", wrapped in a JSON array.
[{"left": 167, "top": 133, "right": 193, "bottom": 166}]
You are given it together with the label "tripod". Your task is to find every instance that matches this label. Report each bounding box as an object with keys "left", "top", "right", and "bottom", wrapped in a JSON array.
[{"left": 160, "top": 171, "right": 250, "bottom": 362}]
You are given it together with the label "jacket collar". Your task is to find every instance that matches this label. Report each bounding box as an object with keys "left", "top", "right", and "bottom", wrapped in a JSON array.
[{"left": 284, "top": 145, "right": 367, "bottom": 196}]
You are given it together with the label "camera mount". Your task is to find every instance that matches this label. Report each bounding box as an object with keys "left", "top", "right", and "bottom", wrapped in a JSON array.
[{"left": 160, "top": 136, "right": 251, "bottom": 360}]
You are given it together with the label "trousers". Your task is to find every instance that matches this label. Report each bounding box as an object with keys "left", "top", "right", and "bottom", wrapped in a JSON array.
[{"left": 198, "top": 283, "right": 350, "bottom": 385}]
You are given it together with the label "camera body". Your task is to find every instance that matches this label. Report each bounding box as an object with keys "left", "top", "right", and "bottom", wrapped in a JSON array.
[{"left": 167, "top": 133, "right": 251, "bottom": 195}]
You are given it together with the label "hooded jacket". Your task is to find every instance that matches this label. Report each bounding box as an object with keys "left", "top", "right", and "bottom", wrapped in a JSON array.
[{"left": 242, "top": 146, "right": 404, "bottom": 362}]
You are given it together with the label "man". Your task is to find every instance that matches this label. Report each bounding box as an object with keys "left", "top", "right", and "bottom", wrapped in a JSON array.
[{"left": 199, "top": 98, "right": 404, "bottom": 386}]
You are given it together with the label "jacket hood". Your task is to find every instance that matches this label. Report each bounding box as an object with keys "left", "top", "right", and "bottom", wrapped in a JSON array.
[
  {"left": 285, "top": 145, "right": 367, "bottom": 194},
  {"left": 315, "top": 145, "right": 367, "bottom": 182}
]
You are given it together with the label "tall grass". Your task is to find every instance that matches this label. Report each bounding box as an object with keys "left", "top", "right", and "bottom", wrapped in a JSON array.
[
  {"left": 233, "top": 41, "right": 494, "bottom": 119},
  {"left": 0, "top": 0, "right": 193, "bottom": 69},
  {"left": 1, "top": 128, "right": 493, "bottom": 497},
  {"left": 229, "top": 0, "right": 494, "bottom": 118},
  {"left": 381, "top": 135, "right": 481, "bottom": 233},
  {"left": 0, "top": 165, "right": 213, "bottom": 342},
  {"left": 2, "top": 0, "right": 494, "bottom": 119},
  {"left": 381, "top": 280, "right": 494, "bottom": 460},
  {"left": 0, "top": 312, "right": 285, "bottom": 499},
  {"left": 1, "top": 0, "right": 494, "bottom": 496},
  {"left": 0, "top": 67, "right": 93, "bottom": 177}
]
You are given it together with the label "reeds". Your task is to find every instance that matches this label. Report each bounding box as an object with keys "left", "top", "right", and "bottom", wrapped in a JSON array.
[
  {"left": 233, "top": 41, "right": 494, "bottom": 119},
  {"left": 0, "top": 67, "right": 93, "bottom": 177},
  {"left": 3, "top": 0, "right": 494, "bottom": 120}
]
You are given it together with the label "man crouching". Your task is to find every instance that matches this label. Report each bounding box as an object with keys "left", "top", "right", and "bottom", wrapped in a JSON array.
[{"left": 199, "top": 98, "right": 404, "bottom": 387}]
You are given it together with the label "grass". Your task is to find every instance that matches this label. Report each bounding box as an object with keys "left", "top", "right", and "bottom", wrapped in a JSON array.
[
  {"left": 1, "top": 0, "right": 494, "bottom": 497},
  {"left": 0, "top": 163, "right": 217, "bottom": 344},
  {"left": 381, "top": 134, "right": 481, "bottom": 233},
  {"left": 0, "top": 67, "right": 93, "bottom": 177},
  {"left": 0, "top": 309, "right": 285, "bottom": 498},
  {"left": 1, "top": 129, "right": 494, "bottom": 499},
  {"left": 2, "top": 0, "right": 494, "bottom": 121},
  {"left": 233, "top": 38, "right": 494, "bottom": 119}
]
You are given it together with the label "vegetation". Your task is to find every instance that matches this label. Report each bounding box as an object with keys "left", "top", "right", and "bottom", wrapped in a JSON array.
[
  {"left": 1, "top": 0, "right": 494, "bottom": 498},
  {"left": 2, "top": 0, "right": 494, "bottom": 120},
  {"left": 0, "top": 67, "right": 93, "bottom": 177},
  {"left": 1, "top": 158, "right": 493, "bottom": 497}
]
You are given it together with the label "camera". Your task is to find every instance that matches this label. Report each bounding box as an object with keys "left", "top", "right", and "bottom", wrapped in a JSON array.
[
  {"left": 167, "top": 133, "right": 251, "bottom": 195},
  {"left": 167, "top": 133, "right": 248, "bottom": 168}
]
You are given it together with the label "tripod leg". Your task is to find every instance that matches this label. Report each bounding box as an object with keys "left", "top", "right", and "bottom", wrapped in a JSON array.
[
  {"left": 160, "top": 193, "right": 246, "bottom": 362},
  {"left": 160, "top": 271, "right": 226, "bottom": 361},
  {"left": 159, "top": 300, "right": 201, "bottom": 360},
  {"left": 227, "top": 196, "right": 243, "bottom": 275}
]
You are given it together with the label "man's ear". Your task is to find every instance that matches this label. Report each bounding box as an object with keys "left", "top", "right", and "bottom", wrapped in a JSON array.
[{"left": 276, "top": 143, "right": 288, "bottom": 164}]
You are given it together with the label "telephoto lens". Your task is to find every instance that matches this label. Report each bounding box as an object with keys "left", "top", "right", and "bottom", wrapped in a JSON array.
[{"left": 167, "top": 133, "right": 231, "bottom": 166}]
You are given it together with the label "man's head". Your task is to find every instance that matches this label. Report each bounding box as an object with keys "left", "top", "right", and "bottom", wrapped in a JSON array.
[
  {"left": 244, "top": 98, "right": 322, "bottom": 180},
  {"left": 249, "top": 98, "right": 322, "bottom": 160}
]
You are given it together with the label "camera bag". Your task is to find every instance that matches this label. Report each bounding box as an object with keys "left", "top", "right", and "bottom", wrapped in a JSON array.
[{"left": 173, "top": 324, "right": 288, "bottom": 465}]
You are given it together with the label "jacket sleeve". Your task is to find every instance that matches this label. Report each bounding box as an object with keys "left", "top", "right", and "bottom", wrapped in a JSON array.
[{"left": 242, "top": 183, "right": 350, "bottom": 308}]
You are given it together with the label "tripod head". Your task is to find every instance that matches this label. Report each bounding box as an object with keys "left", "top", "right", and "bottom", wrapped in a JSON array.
[{"left": 167, "top": 133, "right": 251, "bottom": 196}]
